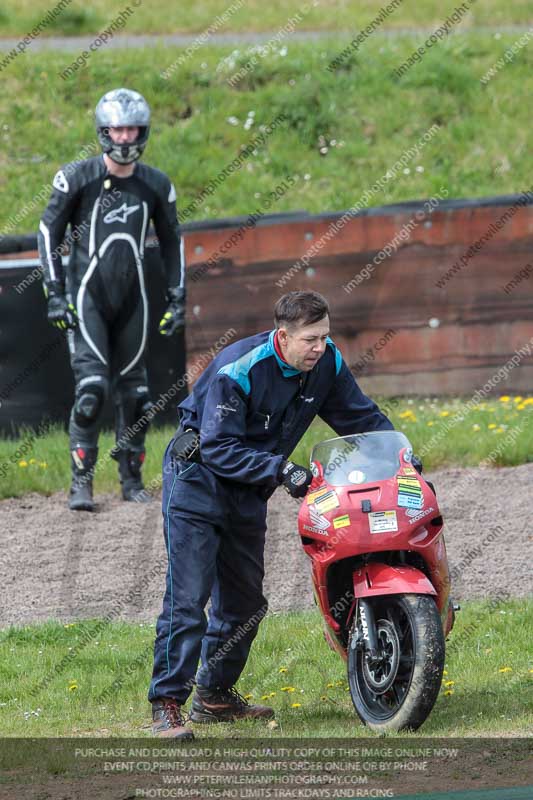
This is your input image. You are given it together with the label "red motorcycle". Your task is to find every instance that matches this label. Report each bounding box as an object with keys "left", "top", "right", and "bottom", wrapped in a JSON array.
[{"left": 298, "top": 430, "right": 455, "bottom": 732}]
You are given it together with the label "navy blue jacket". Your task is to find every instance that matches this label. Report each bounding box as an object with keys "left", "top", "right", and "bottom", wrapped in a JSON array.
[{"left": 178, "top": 330, "right": 393, "bottom": 488}]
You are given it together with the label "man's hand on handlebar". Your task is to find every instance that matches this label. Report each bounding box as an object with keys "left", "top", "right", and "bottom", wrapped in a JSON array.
[{"left": 279, "top": 461, "right": 313, "bottom": 498}]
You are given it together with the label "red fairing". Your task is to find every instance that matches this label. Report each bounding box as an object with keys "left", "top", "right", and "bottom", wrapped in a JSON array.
[{"left": 352, "top": 563, "right": 437, "bottom": 598}]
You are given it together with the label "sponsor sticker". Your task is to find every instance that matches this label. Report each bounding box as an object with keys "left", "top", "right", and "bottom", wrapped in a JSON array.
[
  {"left": 397, "top": 477, "right": 421, "bottom": 488},
  {"left": 333, "top": 514, "right": 350, "bottom": 529},
  {"left": 397, "top": 474, "right": 423, "bottom": 510},
  {"left": 314, "top": 490, "right": 340, "bottom": 513},
  {"left": 368, "top": 510, "right": 398, "bottom": 534},
  {"left": 398, "top": 494, "right": 423, "bottom": 510},
  {"left": 307, "top": 486, "right": 328, "bottom": 504}
]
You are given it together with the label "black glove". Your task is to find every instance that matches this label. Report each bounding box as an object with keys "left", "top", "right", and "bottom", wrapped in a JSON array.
[
  {"left": 412, "top": 454, "right": 423, "bottom": 474},
  {"left": 45, "top": 282, "right": 78, "bottom": 330},
  {"left": 279, "top": 460, "right": 313, "bottom": 498},
  {"left": 159, "top": 287, "right": 185, "bottom": 336}
]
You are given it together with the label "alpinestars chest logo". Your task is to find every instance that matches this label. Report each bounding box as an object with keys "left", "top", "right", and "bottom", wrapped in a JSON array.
[{"left": 103, "top": 202, "right": 140, "bottom": 224}]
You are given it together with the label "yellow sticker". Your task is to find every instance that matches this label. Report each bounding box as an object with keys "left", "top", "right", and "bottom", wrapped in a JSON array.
[
  {"left": 401, "top": 467, "right": 417, "bottom": 475},
  {"left": 315, "top": 495, "right": 340, "bottom": 514},
  {"left": 307, "top": 487, "right": 329, "bottom": 505},
  {"left": 333, "top": 514, "right": 350, "bottom": 529}
]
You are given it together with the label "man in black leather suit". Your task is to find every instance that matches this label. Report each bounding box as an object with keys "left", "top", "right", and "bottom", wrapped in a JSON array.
[{"left": 38, "top": 88, "right": 185, "bottom": 511}]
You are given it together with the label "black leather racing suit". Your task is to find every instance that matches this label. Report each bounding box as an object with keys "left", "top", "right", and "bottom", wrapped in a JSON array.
[{"left": 37, "top": 154, "right": 184, "bottom": 476}]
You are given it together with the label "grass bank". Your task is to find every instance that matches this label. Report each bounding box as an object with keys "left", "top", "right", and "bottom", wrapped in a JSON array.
[
  {"left": 0, "top": 33, "right": 531, "bottom": 233},
  {"left": 0, "top": 1, "right": 531, "bottom": 37}
]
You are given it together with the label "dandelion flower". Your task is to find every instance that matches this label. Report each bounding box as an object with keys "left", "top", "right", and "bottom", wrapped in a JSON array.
[
  {"left": 488, "top": 423, "right": 497, "bottom": 430},
  {"left": 243, "top": 693, "right": 253, "bottom": 700},
  {"left": 326, "top": 682, "right": 335, "bottom": 688},
  {"left": 19, "top": 460, "right": 28, "bottom": 468},
  {"left": 278, "top": 667, "right": 288, "bottom": 673},
  {"left": 499, "top": 396, "right": 510, "bottom": 402},
  {"left": 498, "top": 667, "right": 512, "bottom": 673},
  {"left": 68, "top": 681, "right": 78, "bottom": 692},
  {"left": 443, "top": 680, "right": 455, "bottom": 687},
  {"left": 281, "top": 686, "right": 295, "bottom": 693},
  {"left": 444, "top": 689, "right": 454, "bottom": 696},
  {"left": 290, "top": 702, "right": 301, "bottom": 708}
]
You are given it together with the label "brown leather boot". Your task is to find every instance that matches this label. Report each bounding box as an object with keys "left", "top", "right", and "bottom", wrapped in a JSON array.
[
  {"left": 151, "top": 698, "right": 194, "bottom": 738},
  {"left": 189, "top": 686, "right": 275, "bottom": 723}
]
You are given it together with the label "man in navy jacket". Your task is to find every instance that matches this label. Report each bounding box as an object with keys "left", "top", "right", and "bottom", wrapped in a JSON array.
[{"left": 149, "top": 290, "right": 394, "bottom": 738}]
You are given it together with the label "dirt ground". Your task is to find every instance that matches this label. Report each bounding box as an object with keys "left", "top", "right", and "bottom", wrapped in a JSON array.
[{"left": 1, "top": 463, "right": 531, "bottom": 628}]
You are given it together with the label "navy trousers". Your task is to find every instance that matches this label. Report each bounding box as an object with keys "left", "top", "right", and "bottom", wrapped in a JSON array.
[{"left": 148, "top": 442, "right": 269, "bottom": 704}]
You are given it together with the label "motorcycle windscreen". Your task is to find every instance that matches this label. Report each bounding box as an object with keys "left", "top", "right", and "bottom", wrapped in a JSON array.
[{"left": 312, "top": 430, "right": 412, "bottom": 486}]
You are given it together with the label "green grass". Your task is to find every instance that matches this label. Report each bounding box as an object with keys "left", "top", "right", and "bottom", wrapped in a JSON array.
[
  {"left": 0, "top": 0, "right": 530, "bottom": 36},
  {"left": 1, "top": 395, "right": 532, "bottom": 500},
  {"left": 0, "top": 423, "right": 173, "bottom": 500},
  {"left": 0, "top": 599, "right": 531, "bottom": 737},
  {"left": 0, "top": 33, "right": 532, "bottom": 234},
  {"left": 291, "top": 394, "right": 533, "bottom": 471}
]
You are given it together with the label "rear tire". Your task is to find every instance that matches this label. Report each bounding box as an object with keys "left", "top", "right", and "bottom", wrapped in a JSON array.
[{"left": 348, "top": 594, "right": 444, "bottom": 732}]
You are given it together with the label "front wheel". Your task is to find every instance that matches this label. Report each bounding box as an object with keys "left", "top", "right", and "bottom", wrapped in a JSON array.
[{"left": 348, "top": 594, "right": 444, "bottom": 733}]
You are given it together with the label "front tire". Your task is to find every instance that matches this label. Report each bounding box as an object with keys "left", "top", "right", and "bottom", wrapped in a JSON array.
[{"left": 348, "top": 594, "right": 445, "bottom": 732}]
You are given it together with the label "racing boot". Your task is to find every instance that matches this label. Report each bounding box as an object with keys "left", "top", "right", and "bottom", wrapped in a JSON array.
[
  {"left": 113, "top": 448, "right": 152, "bottom": 503},
  {"left": 69, "top": 445, "right": 98, "bottom": 512},
  {"left": 151, "top": 698, "right": 194, "bottom": 739},
  {"left": 190, "top": 686, "right": 275, "bottom": 724}
]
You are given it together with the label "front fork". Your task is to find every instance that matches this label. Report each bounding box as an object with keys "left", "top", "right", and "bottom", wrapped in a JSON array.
[{"left": 351, "top": 598, "right": 380, "bottom": 661}]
